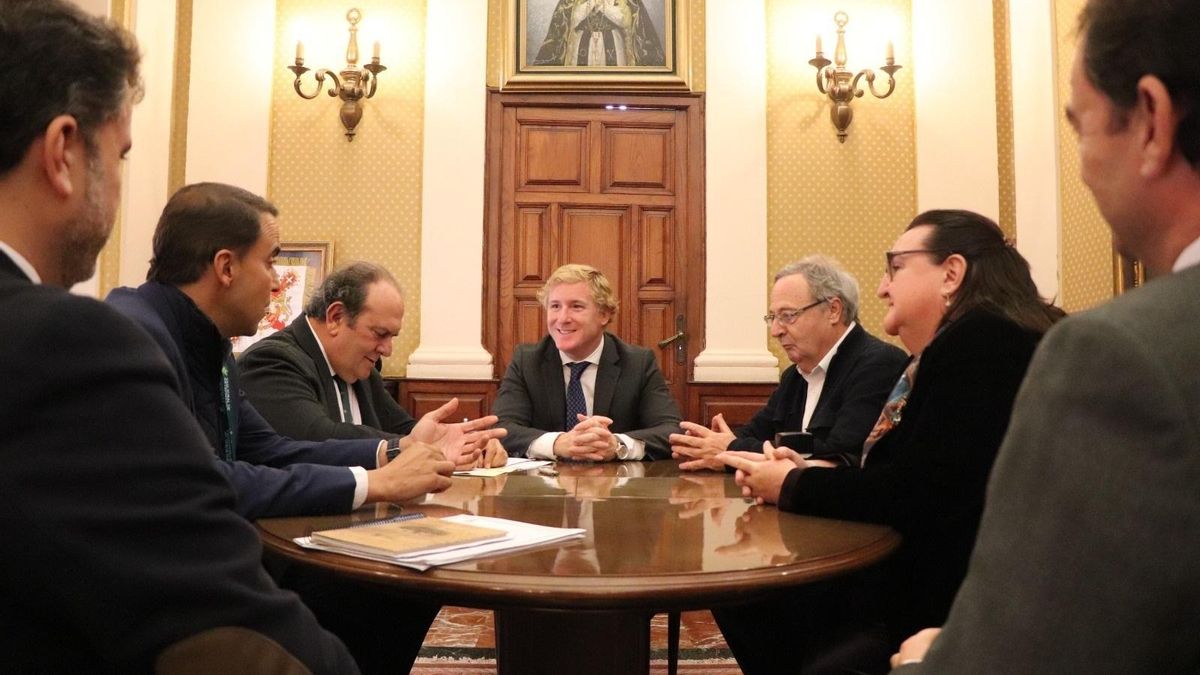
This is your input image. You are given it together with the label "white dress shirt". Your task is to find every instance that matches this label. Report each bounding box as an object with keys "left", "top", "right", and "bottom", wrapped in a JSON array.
[
  {"left": 303, "top": 316, "right": 375, "bottom": 508},
  {"left": 0, "top": 242, "right": 41, "bottom": 283},
  {"left": 1172, "top": 235, "right": 1200, "bottom": 272},
  {"left": 796, "top": 322, "right": 856, "bottom": 432}
]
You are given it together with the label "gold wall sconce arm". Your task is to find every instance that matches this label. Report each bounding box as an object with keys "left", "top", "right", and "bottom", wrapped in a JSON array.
[
  {"left": 287, "top": 8, "right": 387, "bottom": 141},
  {"left": 808, "top": 11, "right": 902, "bottom": 143}
]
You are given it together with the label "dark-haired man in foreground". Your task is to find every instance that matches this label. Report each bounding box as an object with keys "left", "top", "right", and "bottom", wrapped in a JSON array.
[
  {"left": 892, "top": 0, "right": 1200, "bottom": 671},
  {"left": 0, "top": 1, "right": 355, "bottom": 672}
]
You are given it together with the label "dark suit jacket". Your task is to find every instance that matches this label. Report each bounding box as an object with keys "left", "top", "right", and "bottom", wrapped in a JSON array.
[
  {"left": 0, "top": 253, "right": 356, "bottom": 673},
  {"left": 494, "top": 333, "right": 682, "bottom": 459},
  {"left": 729, "top": 323, "right": 907, "bottom": 464},
  {"left": 779, "top": 310, "right": 1042, "bottom": 643},
  {"left": 107, "top": 282, "right": 380, "bottom": 520},
  {"left": 898, "top": 265, "right": 1200, "bottom": 675},
  {"left": 238, "top": 316, "right": 417, "bottom": 441}
]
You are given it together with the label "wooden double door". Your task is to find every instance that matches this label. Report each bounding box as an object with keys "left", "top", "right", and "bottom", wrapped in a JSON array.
[{"left": 483, "top": 92, "right": 705, "bottom": 407}]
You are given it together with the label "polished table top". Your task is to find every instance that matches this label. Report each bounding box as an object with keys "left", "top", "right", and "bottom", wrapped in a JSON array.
[{"left": 257, "top": 461, "right": 900, "bottom": 613}]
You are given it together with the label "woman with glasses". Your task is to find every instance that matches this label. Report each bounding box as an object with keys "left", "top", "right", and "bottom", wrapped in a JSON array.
[{"left": 715, "top": 209, "right": 1065, "bottom": 675}]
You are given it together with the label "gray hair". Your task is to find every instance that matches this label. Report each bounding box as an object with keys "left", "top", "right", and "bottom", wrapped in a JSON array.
[
  {"left": 774, "top": 255, "right": 859, "bottom": 324},
  {"left": 305, "top": 261, "right": 401, "bottom": 322}
]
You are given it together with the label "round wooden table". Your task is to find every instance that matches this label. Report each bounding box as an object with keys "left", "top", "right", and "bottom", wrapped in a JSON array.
[{"left": 257, "top": 461, "right": 899, "bottom": 675}]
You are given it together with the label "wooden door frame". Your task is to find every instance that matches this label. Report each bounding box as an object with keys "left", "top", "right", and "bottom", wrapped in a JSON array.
[{"left": 482, "top": 90, "right": 706, "bottom": 397}]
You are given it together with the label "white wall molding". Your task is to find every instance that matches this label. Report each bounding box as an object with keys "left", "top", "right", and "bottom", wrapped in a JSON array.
[
  {"left": 184, "top": 0, "right": 274, "bottom": 194},
  {"left": 1010, "top": 0, "right": 1062, "bottom": 301},
  {"left": 405, "top": 0, "right": 493, "bottom": 380},
  {"left": 696, "top": 0, "right": 779, "bottom": 383},
  {"left": 119, "top": 0, "right": 178, "bottom": 287},
  {"left": 912, "top": 0, "right": 1000, "bottom": 218}
]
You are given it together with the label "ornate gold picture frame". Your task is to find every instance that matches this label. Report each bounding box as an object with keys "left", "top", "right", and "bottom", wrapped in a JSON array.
[
  {"left": 502, "top": 0, "right": 691, "bottom": 91},
  {"left": 1113, "top": 250, "right": 1145, "bottom": 295}
]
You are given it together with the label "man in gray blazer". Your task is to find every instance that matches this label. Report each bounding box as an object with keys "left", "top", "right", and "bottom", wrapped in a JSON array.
[
  {"left": 494, "top": 264, "right": 682, "bottom": 460},
  {"left": 892, "top": 0, "right": 1200, "bottom": 672}
]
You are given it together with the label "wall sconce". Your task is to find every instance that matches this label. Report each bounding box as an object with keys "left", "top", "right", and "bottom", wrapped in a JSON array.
[
  {"left": 287, "top": 8, "right": 386, "bottom": 142},
  {"left": 808, "top": 11, "right": 901, "bottom": 143}
]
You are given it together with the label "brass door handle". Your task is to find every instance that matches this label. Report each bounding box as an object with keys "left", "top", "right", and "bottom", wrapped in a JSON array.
[{"left": 657, "top": 331, "right": 685, "bottom": 348}]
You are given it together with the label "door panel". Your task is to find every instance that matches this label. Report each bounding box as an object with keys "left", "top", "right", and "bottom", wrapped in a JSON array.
[
  {"left": 603, "top": 125, "right": 674, "bottom": 193},
  {"left": 519, "top": 124, "right": 589, "bottom": 190},
  {"left": 485, "top": 92, "right": 705, "bottom": 410}
]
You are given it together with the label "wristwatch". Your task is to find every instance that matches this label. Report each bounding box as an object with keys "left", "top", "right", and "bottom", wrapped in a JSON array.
[
  {"left": 384, "top": 438, "right": 403, "bottom": 463},
  {"left": 614, "top": 439, "right": 631, "bottom": 460}
]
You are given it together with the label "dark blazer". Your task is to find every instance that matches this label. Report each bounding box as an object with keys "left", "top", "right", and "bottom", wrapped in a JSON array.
[
  {"left": 779, "top": 310, "right": 1042, "bottom": 643},
  {"left": 107, "top": 282, "right": 380, "bottom": 520},
  {"left": 238, "top": 316, "right": 417, "bottom": 441},
  {"left": 0, "top": 253, "right": 356, "bottom": 673},
  {"left": 899, "top": 265, "right": 1200, "bottom": 675},
  {"left": 729, "top": 323, "right": 907, "bottom": 464},
  {"left": 494, "top": 333, "right": 682, "bottom": 459}
]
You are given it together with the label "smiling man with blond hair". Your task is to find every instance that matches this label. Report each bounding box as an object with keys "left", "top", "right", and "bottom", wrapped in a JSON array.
[{"left": 494, "top": 263, "right": 682, "bottom": 461}]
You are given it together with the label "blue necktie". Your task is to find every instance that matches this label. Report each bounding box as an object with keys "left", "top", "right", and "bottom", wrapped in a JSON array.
[{"left": 564, "top": 361, "right": 590, "bottom": 430}]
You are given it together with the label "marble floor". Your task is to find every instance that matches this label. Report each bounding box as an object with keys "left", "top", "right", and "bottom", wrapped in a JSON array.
[{"left": 420, "top": 606, "right": 732, "bottom": 656}]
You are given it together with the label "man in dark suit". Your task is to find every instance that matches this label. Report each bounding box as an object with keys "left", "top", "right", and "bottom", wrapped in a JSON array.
[
  {"left": 671, "top": 256, "right": 906, "bottom": 468},
  {"left": 0, "top": 2, "right": 355, "bottom": 671},
  {"left": 493, "top": 263, "right": 682, "bottom": 460},
  {"left": 106, "top": 182, "right": 457, "bottom": 674},
  {"left": 891, "top": 0, "right": 1200, "bottom": 672},
  {"left": 238, "top": 261, "right": 507, "bottom": 466}
]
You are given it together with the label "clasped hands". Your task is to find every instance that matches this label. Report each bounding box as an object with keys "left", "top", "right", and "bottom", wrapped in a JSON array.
[
  {"left": 554, "top": 414, "right": 620, "bottom": 462},
  {"left": 717, "top": 441, "right": 811, "bottom": 506}
]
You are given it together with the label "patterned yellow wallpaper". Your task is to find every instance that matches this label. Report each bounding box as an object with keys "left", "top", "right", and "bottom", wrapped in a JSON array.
[
  {"left": 1053, "top": 0, "right": 1113, "bottom": 312},
  {"left": 993, "top": 0, "right": 1015, "bottom": 239},
  {"left": 766, "top": 0, "right": 916, "bottom": 361},
  {"left": 486, "top": 0, "right": 706, "bottom": 90},
  {"left": 270, "top": 0, "right": 426, "bottom": 375}
]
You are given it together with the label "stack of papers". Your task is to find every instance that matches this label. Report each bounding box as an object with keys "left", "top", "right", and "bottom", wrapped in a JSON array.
[
  {"left": 454, "top": 457, "right": 551, "bottom": 477},
  {"left": 294, "top": 513, "right": 584, "bottom": 571}
]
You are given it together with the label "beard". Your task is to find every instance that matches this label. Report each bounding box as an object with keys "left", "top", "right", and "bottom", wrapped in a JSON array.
[{"left": 57, "top": 155, "right": 115, "bottom": 287}]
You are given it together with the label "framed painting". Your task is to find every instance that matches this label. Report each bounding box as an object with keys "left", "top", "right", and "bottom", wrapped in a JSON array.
[
  {"left": 231, "top": 241, "right": 333, "bottom": 353},
  {"left": 502, "top": 0, "right": 691, "bottom": 90},
  {"left": 1113, "top": 250, "right": 1146, "bottom": 295}
]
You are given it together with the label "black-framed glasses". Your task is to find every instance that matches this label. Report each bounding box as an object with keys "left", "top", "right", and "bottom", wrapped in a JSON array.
[
  {"left": 885, "top": 248, "right": 952, "bottom": 279},
  {"left": 763, "top": 298, "right": 827, "bottom": 325}
]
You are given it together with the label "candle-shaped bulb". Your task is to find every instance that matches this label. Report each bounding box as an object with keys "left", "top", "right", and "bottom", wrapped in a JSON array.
[
  {"left": 372, "top": 40, "right": 381, "bottom": 60},
  {"left": 295, "top": 40, "right": 305, "bottom": 62},
  {"left": 886, "top": 40, "right": 894, "bottom": 62},
  {"left": 815, "top": 34, "right": 823, "bottom": 54}
]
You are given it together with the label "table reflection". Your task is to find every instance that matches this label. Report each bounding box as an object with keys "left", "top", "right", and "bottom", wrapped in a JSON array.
[{"left": 261, "top": 461, "right": 897, "bottom": 581}]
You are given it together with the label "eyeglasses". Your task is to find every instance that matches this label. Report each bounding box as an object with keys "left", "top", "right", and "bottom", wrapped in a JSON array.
[
  {"left": 884, "top": 248, "right": 952, "bottom": 280},
  {"left": 763, "top": 298, "right": 827, "bottom": 325}
]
